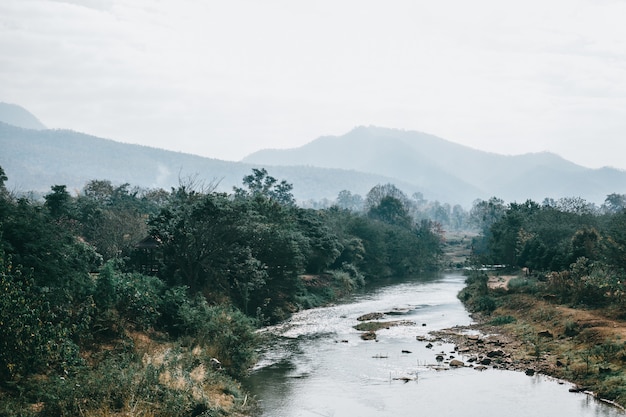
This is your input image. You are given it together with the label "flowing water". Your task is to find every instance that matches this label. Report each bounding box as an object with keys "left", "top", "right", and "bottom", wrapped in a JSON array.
[{"left": 244, "top": 273, "right": 623, "bottom": 416}]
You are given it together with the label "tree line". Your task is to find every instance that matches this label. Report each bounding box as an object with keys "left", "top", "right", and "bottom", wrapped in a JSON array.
[
  {"left": 469, "top": 194, "right": 626, "bottom": 308},
  {"left": 0, "top": 166, "right": 443, "bottom": 416}
]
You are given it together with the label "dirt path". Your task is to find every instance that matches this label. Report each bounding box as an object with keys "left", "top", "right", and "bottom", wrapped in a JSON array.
[{"left": 487, "top": 274, "right": 515, "bottom": 290}]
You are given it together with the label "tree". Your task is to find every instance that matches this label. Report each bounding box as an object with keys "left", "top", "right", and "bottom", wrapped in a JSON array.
[
  {"left": 150, "top": 192, "right": 241, "bottom": 293},
  {"left": 233, "top": 168, "right": 296, "bottom": 206},
  {"left": 76, "top": 181, "right": 150, "bottom": 260},
  {"left": 0, "top": 165, "right": 7, "bottom": 195},
  {"left": 297, "top": 209, "right": 342, "bottom": 274},
  {"left": 602, "top": 193, "right": 626, "bottom": 214},
  {"left": 367, "top": 195, "right": 412, "bottom": 228},
  {"left": 44, "top": 184, "right": 73, "bottom": 219},
  {"left": 335, "top": 190, "right": 364, "bottom": 212},
  {"left": 556, "top": 197, "right": 597, "bottom": 215},
  {"left": 469, "top": 197, "right": 506, "bottom": 233},
  {"left": 364, "top": 183, "right": 410, "bottom": 212}
]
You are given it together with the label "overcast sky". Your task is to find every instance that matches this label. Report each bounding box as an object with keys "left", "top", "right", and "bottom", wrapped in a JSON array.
[{"left": 1, "top": 0, "right": 626, "bottom": 169}]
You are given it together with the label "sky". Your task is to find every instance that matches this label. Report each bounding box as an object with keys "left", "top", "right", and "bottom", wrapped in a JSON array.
[{"left": 1, "top": 0, "right": 626, "bottom": 169}]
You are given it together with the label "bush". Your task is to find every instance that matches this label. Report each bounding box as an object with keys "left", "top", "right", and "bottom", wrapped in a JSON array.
[
  {"left": 177, "top": 297, "right": 258, "bottom": 378},
  {"left": 115, "top": 272, "right": 165, "bottom": 330},
  {"left": 0, "top": 261, "right": 86, "bottom": 381},
  {"left": 489, "top": 315, "right": 517, "bottom": 325},
  {"left": 472, "top": 295, "right": 497, "bottom": 314},
  {"left": 2, "top": 343, "right": 253, "bottom": 417},
  {"left": 507, "top": 277, "right": 538, "bottom": 293},
  {"left": 563, "top": 320, "right": 580, "bottom": 337},
  {"left": 95, "top": 263, "right": 165, "bottom": 331}
]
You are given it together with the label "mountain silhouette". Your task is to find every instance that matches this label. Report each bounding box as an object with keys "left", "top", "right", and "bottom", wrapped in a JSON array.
[{"left": 2, "top": 106, "right": 625, "bottom": 207}]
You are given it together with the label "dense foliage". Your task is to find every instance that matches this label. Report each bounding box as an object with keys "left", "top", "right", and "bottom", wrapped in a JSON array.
[
  {"left": 469, "top": 195, "right": 626, "bottom": 308},
  {"left": 463, "top": 195, "right": 626, "bottom": 407},
  {"left": 0, "top": 165, "right": 443, "bottom": 416}
]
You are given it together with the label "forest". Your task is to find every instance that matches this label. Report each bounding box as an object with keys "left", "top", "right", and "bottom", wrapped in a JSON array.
[
  {"left": 461, "top": 195, "right": 626, "bottom": 406},
  {"left": 468, "top": 195, "right": 626, "bottom": 308},
  {"left": 0, "top": 166, "right": 443, "bottom": 416}
]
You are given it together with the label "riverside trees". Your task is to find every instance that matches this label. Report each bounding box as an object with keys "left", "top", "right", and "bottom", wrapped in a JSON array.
[
  {"left": 471, "top": 195, "right": 626, "bottom": 308},
  {"left": 0, "top": 164, "right": 444, "bottom": 415}
]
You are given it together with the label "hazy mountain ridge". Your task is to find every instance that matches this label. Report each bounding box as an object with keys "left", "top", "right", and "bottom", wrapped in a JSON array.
[
  {"left": 243, "top": 126, "right": 626, "bottom": 205},
  {"left": 2, "top": 104, "right": 625, "bottom": 206},
  {"left": 0, "top": 121, "right": 420, "bottom": 203},
  {"left": 0, "top": 102, "right": 47, "bottom": 130}
]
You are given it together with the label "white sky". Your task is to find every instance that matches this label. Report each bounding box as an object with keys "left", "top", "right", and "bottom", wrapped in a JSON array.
[{"left": 1, "top": 0, "right": 626, "bottom": 169}]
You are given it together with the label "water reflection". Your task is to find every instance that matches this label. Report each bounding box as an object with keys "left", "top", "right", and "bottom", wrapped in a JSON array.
[{"left": 245, "top": 273, "right": 623, "bottom": 417}]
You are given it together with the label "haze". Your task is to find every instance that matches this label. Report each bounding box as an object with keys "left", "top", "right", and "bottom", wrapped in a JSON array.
[{"left": 1, "top": 0, "right": 625, "bottom": 169}]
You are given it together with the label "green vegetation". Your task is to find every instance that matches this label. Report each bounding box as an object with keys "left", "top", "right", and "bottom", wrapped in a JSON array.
[
  {"left": 0, "top": 165, "right": 443, "bottom": 416},
  {"left": 462, "top": 195, "right": 626, "bottom": 407}
]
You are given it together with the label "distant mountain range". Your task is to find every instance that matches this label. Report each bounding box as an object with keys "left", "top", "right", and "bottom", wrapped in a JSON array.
[
  {"left": 0, "top": 102, "right": 47, "bottom": 130},
  {"left": 1, "top": 103, "right": 625, "bottom": 207},
  {"left": 244, "top": 126, "right": 626, "bottom": 206}
]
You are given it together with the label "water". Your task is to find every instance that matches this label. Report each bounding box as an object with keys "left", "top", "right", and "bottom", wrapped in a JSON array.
[{"left": 244, "top": 273, "right": 623, "bottom": 417}]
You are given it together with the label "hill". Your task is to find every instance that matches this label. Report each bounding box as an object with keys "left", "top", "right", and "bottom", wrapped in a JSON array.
[
  {"left": 0, "top": 122, "right": 416, "bottom": 203},
  {"left": 243, "top": 126, "right": 626, "bottom": 205},
  {"left": 3, "top": 105, "right": 626, "bottom": 207},
  {"left": 0, "top": 102, "right": 47, "bottom": 130}
]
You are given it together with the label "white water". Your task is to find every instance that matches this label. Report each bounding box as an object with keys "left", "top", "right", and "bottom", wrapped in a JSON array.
[{"left": 245, "top": 273, "right": 623, "bottom": 417}]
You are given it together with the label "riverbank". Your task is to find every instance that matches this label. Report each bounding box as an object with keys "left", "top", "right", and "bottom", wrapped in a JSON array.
[{"left": 439, "top": 271, "right": 626, "bottom": 410}]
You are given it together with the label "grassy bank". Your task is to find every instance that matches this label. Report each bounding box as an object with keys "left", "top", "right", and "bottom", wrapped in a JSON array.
[{"left": 457, "top": 270, "right": 626, "bottom": 408}]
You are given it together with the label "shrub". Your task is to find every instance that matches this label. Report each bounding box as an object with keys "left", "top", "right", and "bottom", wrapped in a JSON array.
[
  {"left": 507, "top": 277, "right": 538, "bottom": 293},
  {"left": 115, "top": 272, "right": 165, "bottom": 330},
  {"left": 472, "top": 295, "right": 497, "bottom": 314},
  {"left": 489, "top": 315, "right": 517, "bottom": 325},
  {"left": 177, "top": 297, "right": 258, "bottom": 377},
  {"left": 563, "top": 320, "right": 580, "bottom": 337},
  {"left": 0, "top": 261, "right": 86, "bottom": 381}
]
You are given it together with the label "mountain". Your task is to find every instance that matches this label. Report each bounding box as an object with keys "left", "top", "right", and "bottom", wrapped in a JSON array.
[
  {"left": 0, "top": 122, "right": 416, "bottom": 203},
  {"left": 243, "top": 126, "right": 626, "bottom": 206},
  {"left": 0, "top": 102, "right": 47, "bottom": 130},
  {"left": 2, "top": 105, "right": 625, "bottom": 207}
]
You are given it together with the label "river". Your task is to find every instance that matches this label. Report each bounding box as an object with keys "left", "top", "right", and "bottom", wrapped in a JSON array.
[{"left": 244, "top": 273, "right": 623, "bottom": 416}]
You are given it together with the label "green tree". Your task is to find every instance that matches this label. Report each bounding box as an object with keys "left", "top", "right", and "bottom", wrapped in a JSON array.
[
  {"left": 367, "top": 195, "right": 412, "bottom": 228},
  {"left": 233, "top": 168, "right": 296, "bottom": 206},
  {"left": 44, "top": 184, "right": 73, "bottom": 219},
  {"left": 603, "top": 193, "right": 626, "bottom": 214},
  {"left": 364, "top": 183, "right": 410, "bottom": 213},
  {"left": 335, "top": 190, "right": 364, "bottom": 212}
]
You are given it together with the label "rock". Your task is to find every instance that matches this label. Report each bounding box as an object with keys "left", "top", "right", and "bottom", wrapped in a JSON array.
[
  {"left": 525, "top": 369, "right": 535, "bottom": 376},
  {"left": 422, "top": 323, "right": 427, "bottom": 326},
  {"left": 393, "top": 376, "right": 416, "bottom": 382},
  {"left": 361, "top": 331, "right": 377, "bottom": 341},
  {"left": 435, "top": 354, "right": 445, "bottom": 362},
  {"left": 474, "top": 365, "right": 488, "bottom": 372},
  {"left": 357, "top": 312, "right": 384, "bottom": 321},
  {"left": 480, "top": 357, "right": 492, "bottom": 365},
  {"left": 210, "top": 358, "right": 222, "bottom": 370},
  {"left": 467, "top": 334, "right": 480, "bottom": 341},
  {"left": 402, "top": 350, "right": 412, "bottom": 354},
  {"left": 449, "top": 359, "right": 465, "bottom": 368},
  {"left": 487, "top": 349, "right": 505, "bottom": 358},
  {"left": 425, "top": 343, "right": 433, "bottom": 349},
  {"left": 538, "top": 330, "right": 554, "bottom": 338},
  {"left": 556, "top": 359, "right": 564, "bottom": 367},
  {"left": 467, "top": 356, "right": 478, "bottom": 363},
  {"left": 387, "top": 308, "right": 411, "bottom": 315},
  {"left": 416, "top": 336, "right": 429, "bottom": 342}
]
